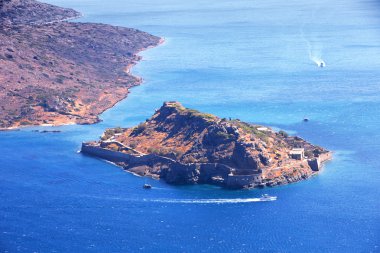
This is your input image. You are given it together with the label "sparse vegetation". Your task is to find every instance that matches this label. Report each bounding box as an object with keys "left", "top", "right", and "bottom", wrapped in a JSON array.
[
  {"left": 187, "top": 109, "right": 217, "bottom": 121},
  {"left": 313, "top": 148, "right": 322, "bottom": 156},
  {"left": 215, "top": 131, "right": 235, "bottom": 140},
  {"left": 0, "top": 0, "right": 160, "bottom": 128},
  {"left": 107, "top": 143, "right": 120, "bottom": 151},
  {"left": 19, "top": 120, "right": 31, "bottom": 126},
  {"left": 304, "top": 150, "right": 314, "bottom": 158},
  {"left": 132, "top": 123, "right": 147, "bottom": 135},
  {"left": 101, "top": 127, "right": 125, "bottom": 140},
  {"left": 183, "top": 156, "right": 196, "bottom": 164},
  {"left": 279, "top": 130, "right": 288, "bottom": 138},
  {"left": 147, "top": 147, "right": 159, "bottom": 154}
]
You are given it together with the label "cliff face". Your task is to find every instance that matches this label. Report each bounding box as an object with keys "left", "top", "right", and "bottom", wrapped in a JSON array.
[
  {"left": 0, "top": 0, "right": 161, "bottom": 129},
  {"left": 82, "top": 102, "right": 332, "bottom": 189}
]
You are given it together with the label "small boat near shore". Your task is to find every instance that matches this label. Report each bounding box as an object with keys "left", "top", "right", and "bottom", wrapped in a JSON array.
[
  {"left": 259, "top": 194, "right": 277, "bottom": 201},
  {"left": 143, "top": 184, "right": 152, "bottom": 189}
]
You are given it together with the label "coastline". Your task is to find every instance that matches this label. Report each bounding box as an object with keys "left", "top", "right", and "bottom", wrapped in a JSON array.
[
  {"left": 83, "top": 37, "right": 166, "bottom": 126},
  {"left": 82, "top": 143, "right": 332, "bottom": 189},
  {"left": 0, "top": 38, "right": 164, "bottom": 132},
  {"left": 80, "top": 102, "right": 333, "bottom": 189},
  {"left": 0, "top": 1, "right": 164, "bottom": 131}
]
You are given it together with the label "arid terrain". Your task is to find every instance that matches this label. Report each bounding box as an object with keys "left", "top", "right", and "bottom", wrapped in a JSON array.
[
  {"left": 82, "top": 102, "right": 332, "bottom": 189},
  {"left": 0, "top": 0, "right": 161, "bottom": 129}
]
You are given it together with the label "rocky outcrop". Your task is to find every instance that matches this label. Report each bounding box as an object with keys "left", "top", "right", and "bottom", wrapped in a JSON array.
[
  {"left": 82, "top": 102, "right": 332, "bottom": 189},
  {"left": 0, "top": 0, "right": 161, "bottom": 129}
]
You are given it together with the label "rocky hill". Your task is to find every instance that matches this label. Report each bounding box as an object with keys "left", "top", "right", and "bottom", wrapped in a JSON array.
[
  {"left": 82, "top": 102, "right": 332, "bottom": 189},
  {"left": 0, "top": 0, "right": 161, "bottom": 129}
]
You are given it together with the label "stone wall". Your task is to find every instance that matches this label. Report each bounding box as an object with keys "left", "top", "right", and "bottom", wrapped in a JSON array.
[
  {"left": 81, "top": 142, "right": 265, "bottom": 189},
  {"left": 318, "top": 152, "right": 333, "bottom": 163},
  {"left": 226, "top": 174, "right": 262, "bottom": 189},
  {"left": 81, "top": 143, "right": 133, "bottom": 162},
  {"left": 307, "top": 152, "right": 332, "bottom": 171}
]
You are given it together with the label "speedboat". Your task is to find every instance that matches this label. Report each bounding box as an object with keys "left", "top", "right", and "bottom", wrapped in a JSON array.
[
  {"left": 143, "top": 184, "right": 152, "bottom": 189},
  {"left": 259, "top": 194, "right": 277, "bottom": 201}
]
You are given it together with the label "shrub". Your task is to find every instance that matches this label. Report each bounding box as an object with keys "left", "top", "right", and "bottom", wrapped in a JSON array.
[
  {"left": 55, "top": 75, "right": 66, "bottom": 84},
  {"left": 183, "top": 156, "right": 196, "bottom": 164},
  {"left": 113, "top": 127, "right": 124, "bottom": 134},
  {"left": 107, "top": 143, "right": 119, "bottom": 151},
  {"left": 157, "top": 148, "right": 169, "bottom": 156},
  {"left": 147, "top": 147, "right": 159, "bottom": 154},
  {"left": 304, "top": 150, "right": 314, "bottom": 158},
  {"left": 198, "top": 157, "right": 208, "bottom": 163},
  {"left": 19, "top": 120, "right": 30, "bottom": 126},
  {"left": 279, "top": 130, "right": 288, "bottom": 138},
  {"left": 313, "top": 148, "right": 322, "bottom": 156},
  {"left": 132, "top": 123, "right": 147, "bottom": 135},
  {"left": 5, "top": 53, "right": 13, "bottom": 60},
  {"left": 216, "top": 131, "right": 230, "bottom": 139}
]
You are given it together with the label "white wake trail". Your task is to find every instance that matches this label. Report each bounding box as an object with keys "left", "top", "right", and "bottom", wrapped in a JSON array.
[
  {"left": 300, "top": 1, "right": 327, "bottom": 67},
  {"left": 143, "top": 198, "right": 266, "bottom": 204},
  {"left": 78, "top": 195, "right": 275, "bottom": 204}
]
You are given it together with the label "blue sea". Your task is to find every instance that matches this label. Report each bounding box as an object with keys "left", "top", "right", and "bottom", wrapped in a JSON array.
[{"left": 1, "top": 0, "right": 379, "bottom": 252}]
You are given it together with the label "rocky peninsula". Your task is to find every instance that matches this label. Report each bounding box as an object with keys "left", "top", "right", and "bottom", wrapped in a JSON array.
[
  {"left": 82, "top": 102, "right": 332, "bottom": 189},
  {"left": 0, "top": 0, "right": 161, "bottom": 129}
]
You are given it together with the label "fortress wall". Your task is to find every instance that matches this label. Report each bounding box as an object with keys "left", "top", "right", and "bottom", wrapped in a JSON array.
[
  {"left": 318, "top": 152, "right": 332, "bottom": 163},
  {"left": 82, "top": 143, "right": 176, "bottom": 165},
  {"left": 226, "top": 174, "right": 259, "bottom": 188},
  {"left": 308, "top": 152, "right": 333, "bottom": 171},
  {"left": 308, "top": 158, "right": 320, "bottom": 171},
  {"left": 81, "top": 143, "right": 133, "bottom": 162},
  {"left": 198, "top": 163, "right": 232, "bottom": 183},
  {"left": 81, "top": 142, "right": 265, "bottom": 189},
  {"left": 234, "top": 169, "right": 261, "bottom": 176}
]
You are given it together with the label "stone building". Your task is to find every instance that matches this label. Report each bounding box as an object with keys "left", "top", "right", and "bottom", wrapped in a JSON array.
[{"left": 290, "top": 148, "right": 304, "bottom": 160}]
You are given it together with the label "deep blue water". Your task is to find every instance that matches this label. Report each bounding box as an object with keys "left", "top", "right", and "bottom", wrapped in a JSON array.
[{"left": 1, "top": 0, "right": 379, "bottom": 252}]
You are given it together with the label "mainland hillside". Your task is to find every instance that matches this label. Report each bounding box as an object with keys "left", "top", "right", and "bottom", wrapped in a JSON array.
[{"left": 0, "top": 0, "right": 161, "bottom": 129}]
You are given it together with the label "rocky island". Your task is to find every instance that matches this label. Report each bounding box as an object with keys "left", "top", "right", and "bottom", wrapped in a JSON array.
[
  {"left": 0, "top": 0, "right": 161, "bottom": 129},
  {"left": 82, "top": 102, "right": 332, "bottom": 189}
]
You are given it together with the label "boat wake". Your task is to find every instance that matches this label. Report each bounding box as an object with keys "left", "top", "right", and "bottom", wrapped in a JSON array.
[
  {"left": 300, "top": 1, "right": 329, "bottom": 68},
  {"left": 78, "top": 195, "right": 276, "bottom": 204},
  {"left": 311, "top": 56, "right": 326, "bottom": 68},
  {"left": 143, "top": 198, "right": 272, "bottom": 204},
  {"left": 301, "top": 28, "right": 326, "bottom": 67}
]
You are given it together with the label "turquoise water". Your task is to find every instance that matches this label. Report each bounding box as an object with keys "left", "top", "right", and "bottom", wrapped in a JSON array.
[{"left": 1, "top": 0, "right": 379, "bottom": 252}]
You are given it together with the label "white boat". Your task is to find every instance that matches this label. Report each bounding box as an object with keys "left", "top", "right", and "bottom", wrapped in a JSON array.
[{"left": 259, "top": 194, "right": 277, "bottom": 201}]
